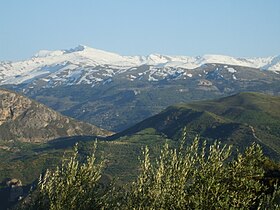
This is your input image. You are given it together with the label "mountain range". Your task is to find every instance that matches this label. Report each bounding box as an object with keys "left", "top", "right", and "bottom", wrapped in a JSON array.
[
  {"left": 1, "top": 46, "right": 280, "bottom": 131},
  {"left": 1, "top": 45, "right": 280, "bottom": 86}
]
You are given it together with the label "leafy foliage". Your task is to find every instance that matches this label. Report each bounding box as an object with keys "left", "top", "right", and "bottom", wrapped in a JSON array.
[
  {"left": 23, "top": 142, "right": 104, "bottom": 210},
  {"left": 108, "top": 131, "right": 280, "bottom": 209},
  {"left": 21, "top": 133, "right": 280, "bottom": 209}
]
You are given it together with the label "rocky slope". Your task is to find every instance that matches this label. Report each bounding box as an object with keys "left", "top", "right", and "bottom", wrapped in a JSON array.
[{"left": 0, "top": 89, "right": 112, "bottom": 142}]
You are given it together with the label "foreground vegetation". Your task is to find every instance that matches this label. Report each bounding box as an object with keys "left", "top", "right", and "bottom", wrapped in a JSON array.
[{"left": 20, "top": 132, "right": 280, "bottom": 209}]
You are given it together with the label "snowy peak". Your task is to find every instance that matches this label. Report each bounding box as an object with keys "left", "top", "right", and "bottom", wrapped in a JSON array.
[
  {"left": 29, "top": 45, "right": 280, "bottom": 71},
  {"left": 192, "top": 54, "right": 280, "bottom": 71},
  {"left": 260, "top": 55, "right": 280, "bottom": 71},
  {"left": 33, "top": 45, "right": 141, "bottom": 67},
  {"left": 202, "top": 54, "right": 244, "bottom": 65},
  {"left": 0, "top": 45, "right": 279, "bottom": 86}
]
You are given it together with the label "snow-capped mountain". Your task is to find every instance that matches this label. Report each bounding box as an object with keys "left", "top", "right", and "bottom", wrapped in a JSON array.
[
  {"left": 0, "top": 45, "right": 279, "bottom": 87},
  {"left": 1, "top": 45, "right": 280, "bottom": 132}
]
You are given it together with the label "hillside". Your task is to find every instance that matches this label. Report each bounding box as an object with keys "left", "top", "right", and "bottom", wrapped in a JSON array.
[
  {"left": 1, "top": 92, "right": 280, "bottom": 208},
  {"left": 0, "top": 89, "right": 112, "bottom": 142},
  {"left": 114, "top": 92, "right": 280, "bottom": 159}
]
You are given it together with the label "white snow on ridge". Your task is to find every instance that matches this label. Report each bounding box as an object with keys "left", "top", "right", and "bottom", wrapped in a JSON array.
[
  {"left": 227, "top": 67, "right": 237, "bottom": 73},
  {"left": 0, "top": 45, "right": 280, "bottom": 85},
  {"left": 197, "top": 55, "right": 280, "bottom": 71}
]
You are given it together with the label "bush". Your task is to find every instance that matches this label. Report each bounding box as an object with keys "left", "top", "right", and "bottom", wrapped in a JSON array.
[
  {"left": 115, "top": 132, "right": 280, "bottom": 209},
  {"left": 22, "top": 134, "right": 280, "bottom": 209},
  {"left": 23, "top": 141, "right": 104, "bottom": 210}
]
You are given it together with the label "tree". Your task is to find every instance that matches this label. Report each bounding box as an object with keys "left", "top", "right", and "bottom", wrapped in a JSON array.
[
  {"left": 22, "top": 134, "right": 280, "bottom": 209},
  {"left": 23, "top": 142, "right": 104, "bottom": 210},
  {"left": 117, "top": 132, "right": 280, "bottom": 209}
]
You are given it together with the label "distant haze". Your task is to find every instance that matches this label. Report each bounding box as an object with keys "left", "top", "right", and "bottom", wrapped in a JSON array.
[{"left": 0, "top": 0, "right": 280, "bottom": 61}]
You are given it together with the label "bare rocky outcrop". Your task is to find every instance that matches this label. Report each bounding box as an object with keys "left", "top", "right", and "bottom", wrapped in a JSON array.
[
  {"left": 0, "top": 89, "right": 113, "bottom": 142},
  {"left": 6, "top": 178, "right": 23, "bottom": 203}
]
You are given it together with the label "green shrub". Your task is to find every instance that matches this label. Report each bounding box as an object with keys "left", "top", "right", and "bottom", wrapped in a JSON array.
[
  {"left": 22, "top": 134, "right": 280, "bottom": 209},
  {"left": 24, "top": 141, "right": 104, "bottom": 210},
  {"left": 114, "top": 132, "right": 280, "bottom": 209}
]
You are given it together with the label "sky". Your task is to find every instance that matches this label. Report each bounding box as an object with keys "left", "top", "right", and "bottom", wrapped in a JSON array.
[{"left": 0, "top": 0, "right": 280, "bottom": 61}]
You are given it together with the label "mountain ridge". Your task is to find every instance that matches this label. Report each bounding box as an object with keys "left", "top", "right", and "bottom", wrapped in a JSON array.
[
  {"left": 0, "top": 89, "right": 112, "bottom": 142},
  {"left": 112, "top": 92, "right": 280, "bottom": 159},
  {"left": 0, "top": 45, "right": 279, "bottom": 87}
]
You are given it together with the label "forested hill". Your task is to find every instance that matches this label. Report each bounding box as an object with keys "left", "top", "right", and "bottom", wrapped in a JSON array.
[{"left": 113, "top": 92, "right": 280, "bottom": 159}]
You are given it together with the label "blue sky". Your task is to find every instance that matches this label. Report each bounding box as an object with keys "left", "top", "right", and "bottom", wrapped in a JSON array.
[{"left": 0, "top": 0, "right": 279, "bottom": 61}]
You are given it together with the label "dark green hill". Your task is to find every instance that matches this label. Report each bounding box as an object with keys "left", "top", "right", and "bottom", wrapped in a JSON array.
[
  {"left": 188, "top": 92, "right": 280, "bottom": 122},
  {"left": 114, "top": 92, "right": 280, "bottom": 159}
]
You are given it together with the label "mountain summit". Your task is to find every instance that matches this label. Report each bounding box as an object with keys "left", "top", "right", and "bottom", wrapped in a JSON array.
[
  {"left": 0, "top": 45, "right": 279, "bottom": 86},
  {"left": 29, "top": 45, "right": 280, "bottom": 71}
]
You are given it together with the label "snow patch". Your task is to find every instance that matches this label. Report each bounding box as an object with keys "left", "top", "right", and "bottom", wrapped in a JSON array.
[
  {"left": 148, "top": 75, "right": 158, "bottom": 81},
  {"left": 227, "top": 67, "right": 237, "bottom": 73}
]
